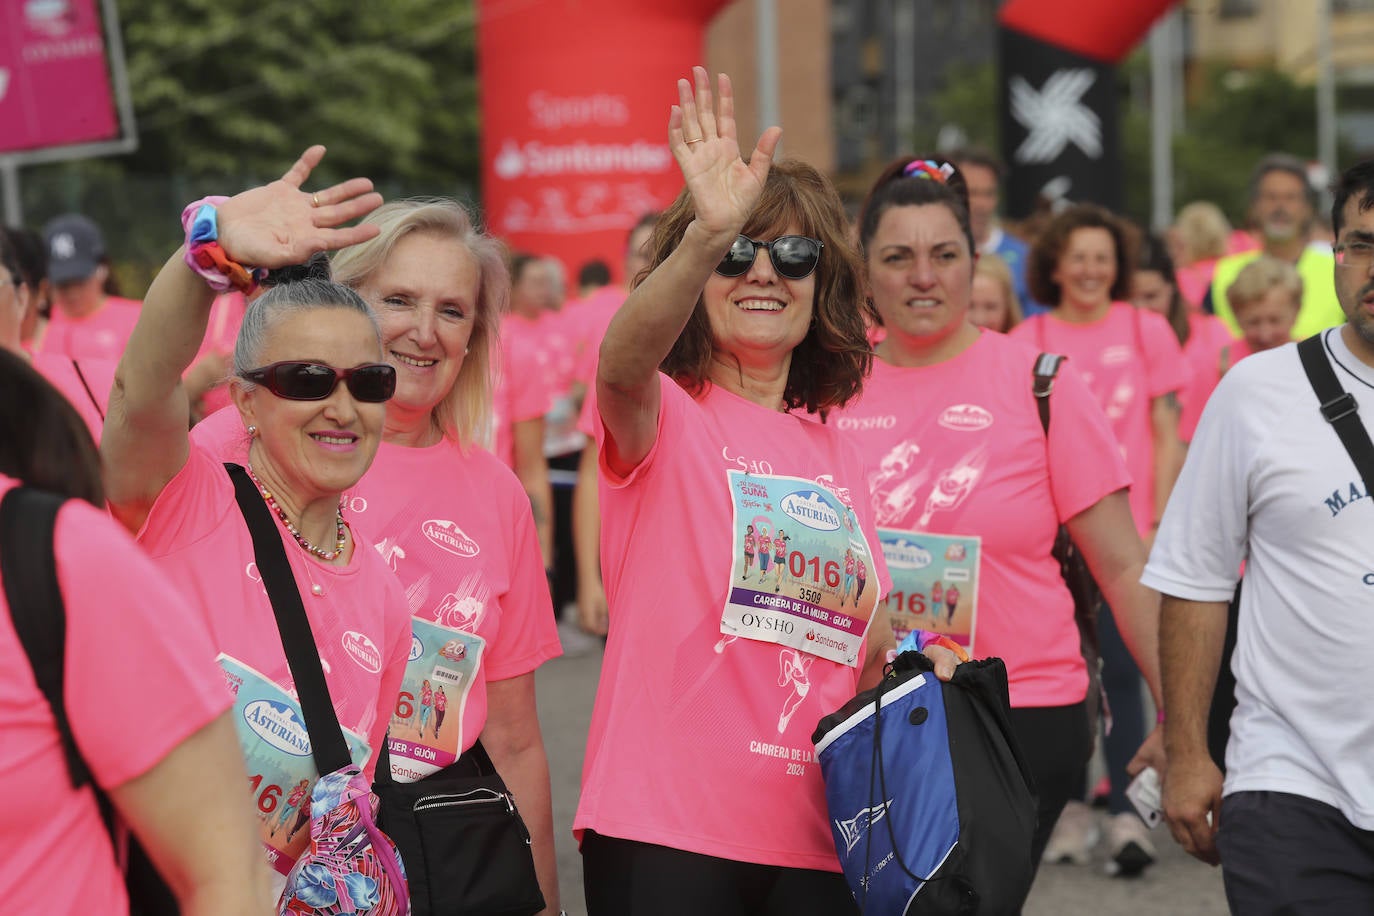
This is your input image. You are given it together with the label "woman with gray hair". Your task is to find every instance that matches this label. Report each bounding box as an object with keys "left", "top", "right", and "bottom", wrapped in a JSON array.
[
  {"left": 193, "top": 195, "right": 564, "bottom": 914},
  {"left": 102, "top": 147, "right": 414, "bottom": 892}
]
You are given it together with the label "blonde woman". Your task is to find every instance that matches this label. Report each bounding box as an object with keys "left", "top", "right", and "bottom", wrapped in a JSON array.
[
  {"left": 1171, "top": 201, "right": 1232, "bottom": 310},
  {"left": 969, "top": 253, "right": 1023, "bottom": 333}
]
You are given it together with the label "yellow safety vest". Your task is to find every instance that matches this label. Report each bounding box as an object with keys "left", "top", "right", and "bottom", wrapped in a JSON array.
[{"left": 1209, "top": 248, "right": 1345, "bottom": 340}]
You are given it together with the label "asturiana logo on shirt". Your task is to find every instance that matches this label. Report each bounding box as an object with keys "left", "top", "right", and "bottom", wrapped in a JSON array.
[
  {"left": 883, "top": 539, "right": 933, "bottom": 570},
  {"left": 342, "top": 631, "right": 382, "bottom": 674},
  {"left": 938, "top": 404, "right": 994, "bottom": 431},
  {"left": 781, "top": 491, "right": 841, "bottom": 531},
  {"left": 423, "top": 519, "right": 481, "bottom": 557},
  {"left": 243, "top": 700, "right": 311, "bottom": 758}
]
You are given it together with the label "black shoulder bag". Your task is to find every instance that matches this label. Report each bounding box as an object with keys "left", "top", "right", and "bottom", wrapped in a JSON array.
[
  {"left": 1033, "top": 353, "right": 1109, "bottom": 742},
  {"left": 0, "top": 487, "right": 178, "bottom": 916}
]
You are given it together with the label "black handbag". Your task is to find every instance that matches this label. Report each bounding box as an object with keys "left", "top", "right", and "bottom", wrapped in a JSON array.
[{"left": 373, "top": 736, "right": 545, "bottom": 916}]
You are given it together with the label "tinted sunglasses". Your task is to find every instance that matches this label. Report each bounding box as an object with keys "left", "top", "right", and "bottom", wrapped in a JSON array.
[
  {"left": 242, "top": 361, "right": 397, "bottom": 403},
  {"left": 715, "top": 235, "right": 823, "bottom": 281}
]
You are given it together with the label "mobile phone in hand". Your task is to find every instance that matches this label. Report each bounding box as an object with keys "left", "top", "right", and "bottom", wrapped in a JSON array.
[{"left": 1126, "top": 766, "right": 1163, "bottom": 829}]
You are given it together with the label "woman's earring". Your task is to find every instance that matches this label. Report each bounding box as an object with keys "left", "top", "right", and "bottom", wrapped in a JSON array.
[
  {"left": 247, "top": 425, "right": 258, "bottom": 437},
  {"left": 464, "top": 346, "right": 470, "bottom": 356}
]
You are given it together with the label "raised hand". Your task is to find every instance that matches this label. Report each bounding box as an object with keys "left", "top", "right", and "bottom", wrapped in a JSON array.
[
  {"left": 669, "top": 68, "right": 782, "bottom": 241},
  {"left": 216, "top": 145, "right": 384, "bottom": 269}
]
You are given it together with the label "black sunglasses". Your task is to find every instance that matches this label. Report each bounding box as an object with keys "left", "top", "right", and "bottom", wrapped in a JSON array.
[
  {"left": 242, "top": 361, "right": 397, "bottom": 403},
  {"left": 715, "top": 235, "right": 823, "bottom": 281}
]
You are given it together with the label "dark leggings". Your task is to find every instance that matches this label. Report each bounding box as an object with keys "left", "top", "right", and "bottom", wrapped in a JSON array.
[
  {"left": 582, "top": 831, "right": 857, "bottom": 916},
  {"left": 1098, "top": 601, "right": 1146, "bottom": 814},
  {"left": 1008, "top": 701, "right": 1093, "bottom": 874}
]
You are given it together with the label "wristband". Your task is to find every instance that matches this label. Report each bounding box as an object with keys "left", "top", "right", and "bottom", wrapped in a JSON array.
[{"left": 181, "top": 197, "right": 266, "bottom": 294}]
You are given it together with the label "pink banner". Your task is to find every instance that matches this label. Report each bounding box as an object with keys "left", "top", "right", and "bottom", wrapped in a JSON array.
[{"left": 0, "top": 0, "right": 119, "bottom": 154}]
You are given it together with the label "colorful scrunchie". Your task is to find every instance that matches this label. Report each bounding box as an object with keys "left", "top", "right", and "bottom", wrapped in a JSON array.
[
  {"left": 180, "top": 196, "right": 267, "bottom": 294},
  {"left": 902, "top": 160, "right": 955, "bottom": 184}
]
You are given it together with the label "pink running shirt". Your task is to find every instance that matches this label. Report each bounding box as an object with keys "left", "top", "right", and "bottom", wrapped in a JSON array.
[
  {"left": 32, "top": 354, "right": 116, "bottom": 441},
  {"left": 566, "top": 285, "right": 627, "bottom": 389},
  {"left": 1012, "top": 303, "right": 1188, "bottom": 534},
  {"left": 135, "top": 444, "right": 411, "bottom": 777},
  {"left": 193, "top": 408, "right": 562, "bottom": 778},
  {"left": 491, "top": 318, "right": 554, "bottom": 468},
  {"left": 1178, "top": 312, "right": 1236, "bottom": 443},
  {"left": 576, "top": 374, "right": 893, "bottom": 871},
  {"left": 41, "top": 296, "right": 142, "bottom": 361},
  {"left": 192, "top": 292, "right": 249, "bottom": 419},
  {"left": 0, "top": 476, "right": 230, "bottom": 915},
  {"left": 832, "top": 332, "right": 1130, "bottom": 706}
]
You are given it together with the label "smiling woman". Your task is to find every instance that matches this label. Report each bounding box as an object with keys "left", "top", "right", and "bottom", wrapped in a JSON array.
[
  {"left": 100, "top": 146, "right": 415, "bottom": 902},
  {"left": 576, "top": 69, "right": 964, "bottom": 916}
]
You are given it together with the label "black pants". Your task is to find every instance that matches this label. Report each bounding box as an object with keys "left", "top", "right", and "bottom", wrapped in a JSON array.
[
  {"left": 1218, "top": 791, "right": 1374, "bottom": 915},
  {"left": 582, "top": 831, "right": 857, "bottom": 916},
  {"left": 549, "top": 450, "right": 580, "bottom": 619},
  {"left": 1008, "top": 701, "right": 1093, "bottom": 873}
]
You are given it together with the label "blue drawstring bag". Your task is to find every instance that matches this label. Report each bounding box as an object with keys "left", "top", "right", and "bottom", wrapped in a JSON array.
[{"left": 812, "top": 652, "right": 1036, "bottom": 915}]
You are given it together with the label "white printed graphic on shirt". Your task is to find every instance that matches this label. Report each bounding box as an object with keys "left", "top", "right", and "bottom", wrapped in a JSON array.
[{"left": 434, "top": 571, "right": 492, "bottom": 632}]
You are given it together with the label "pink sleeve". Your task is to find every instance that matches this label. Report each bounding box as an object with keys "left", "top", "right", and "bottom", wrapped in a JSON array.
[
  {"left": 135, "top": 445, "right": 234, "bottom": 559},
  {"left": 57, "top": 501, "right": 232, "bottom": 789},
  {"left": 485, "top": 480, "right": 562, "bottom": 681},
  {"left": 509, "top": 358, "right": 554, "bottom": 425},
  {"left": 1140, "top": 309, "right": 1190, "bottom": 398},
  {"left": 595, "top": 372, "right": 681, "bottom": 489},
  {"left": 1046, "top": 361, "right": 1133, "bottom": 522}
]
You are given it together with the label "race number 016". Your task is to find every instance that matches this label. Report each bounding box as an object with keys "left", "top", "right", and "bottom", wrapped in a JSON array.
[{"left": 788, "top": 551, "right": 841, "bottom": 588}]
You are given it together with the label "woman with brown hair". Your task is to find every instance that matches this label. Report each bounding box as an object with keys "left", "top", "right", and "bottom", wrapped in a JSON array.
[{"left": 575, "top": 69, "right": 959, "bottom": 915}]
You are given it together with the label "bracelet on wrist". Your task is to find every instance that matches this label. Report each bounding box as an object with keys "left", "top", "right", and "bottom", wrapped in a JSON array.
[{"left": 181, "top": 197, "right": 266, "bottom": 294}]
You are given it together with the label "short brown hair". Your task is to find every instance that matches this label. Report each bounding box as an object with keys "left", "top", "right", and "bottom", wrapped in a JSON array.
[
  {"left": 1028, "top": 203, "right": 1135, "bottom": 306},
  {"left": 649, "top": 159, "right": 872, "bottom": 414},
  {"left": 1226, "top": 256, "right": 1302, "bottom": 315}
]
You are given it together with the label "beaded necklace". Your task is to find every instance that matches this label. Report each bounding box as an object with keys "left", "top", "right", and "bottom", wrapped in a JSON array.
[{"left": 245, "top": 464, "right": 347, "bottom": 562}]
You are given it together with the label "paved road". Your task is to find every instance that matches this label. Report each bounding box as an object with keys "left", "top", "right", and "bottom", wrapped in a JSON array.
[{"left": 535, "top": 647, "right": 1230, "bottom": 915}]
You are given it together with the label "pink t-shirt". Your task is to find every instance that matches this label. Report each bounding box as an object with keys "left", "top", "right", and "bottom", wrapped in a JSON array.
[
  {"left": 1012, "top": 304, "right": 1189, "bottom": 534},
  {"left": 833, "top": 332, "right": 1130, "bottom": 706},
  {"left": 193, "top": 292, "right": 249, "bottom": 418},
  {"left": 1178, "top": 312, "right": 1236, "bottom": 443},
  {"left": 193, "top": 408, "right": 562, "bottom": 774},
  {"left": 576, "top": 374, "right": 893, "bottom": 871},
  {"left": 41, "top": 296, "right": 142, "bottom": 361},
  {"left": 1175, "top": 258, "right": 1220, "bottom": 311},
  {"left": 136, "top": 444, "right": 411, "bottom": 777},
  {"left": 491, "top": 320, "right": 554, "bottom": 468},
  {"left": 0, "top": 476, "right": 230, "bottom": 915},
  {"left": 566, "top": 286, "right": 626, "bottom": 389},
  {"left": 32, "top": 354, "right": 116, "bottom": 442}
]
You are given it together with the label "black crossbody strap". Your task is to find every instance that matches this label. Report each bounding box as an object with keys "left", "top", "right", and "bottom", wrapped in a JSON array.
[
  {"left": 0, "top": 487, "right": 94, "bottom": 788},
  {"left": 1032, "top": 352, "right": 1067, "bottom": 435},
  {"left": 226, "top": 463, "right": 351, "bottom": 774},
  {"left": 1297, "top": 334, "right": 1374, "bottom": 498}
]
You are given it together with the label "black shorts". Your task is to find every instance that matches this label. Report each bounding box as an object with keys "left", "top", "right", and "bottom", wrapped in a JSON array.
[{"left": 582, "top": 831, "right": 857, "bottom": 916}]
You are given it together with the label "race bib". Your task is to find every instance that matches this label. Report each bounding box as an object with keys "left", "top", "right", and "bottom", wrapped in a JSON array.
[
  {"left": 387, "top": 617, "right": 485, "bottom": 781},
  {"left": 878, "top": 530, "right": 980, "bottom": 655},
  {"left": 217, "top": 654, "right": 371, "bottom": 881},
  {"left": 722, "top": 470, "right": 878, "bottom": 666}
]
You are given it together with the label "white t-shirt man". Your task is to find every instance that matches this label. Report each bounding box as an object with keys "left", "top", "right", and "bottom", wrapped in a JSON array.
[{"left": 1143, "top": 327, "right": 1374, "bottom": 829}]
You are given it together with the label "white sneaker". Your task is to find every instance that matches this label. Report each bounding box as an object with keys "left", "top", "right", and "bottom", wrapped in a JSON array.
[
  {"left": 1042, "top": 800, "right": 1099, "bottom": 866},
  {"left": 1104, "top": 811, "right": 1157, "bottom": 878}
]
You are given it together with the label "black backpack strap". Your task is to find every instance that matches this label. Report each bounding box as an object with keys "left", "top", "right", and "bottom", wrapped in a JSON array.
[
  {"left": 1298, "top": 334, "right": 1374, "bottom": 497},
  {"left": 0, "top": 487, "right": 95, "bottom": 789},
  {"left": 225, "top": 463, "right": 352, "bottom": 774},
  {"left": 1032, "top": 352, "right": 1067, "bottom": 436}
]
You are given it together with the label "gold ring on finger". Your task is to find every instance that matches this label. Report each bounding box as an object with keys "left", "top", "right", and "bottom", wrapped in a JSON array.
[
  {"left": 312, "top": 193, "right": 321, "bottom": 207},
  {"left": 686, "top": 138, "right": 703, "bottom": 145}
]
